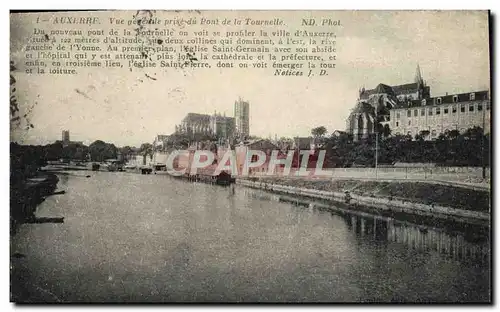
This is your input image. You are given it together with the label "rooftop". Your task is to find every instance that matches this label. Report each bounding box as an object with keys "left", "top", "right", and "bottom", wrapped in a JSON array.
[
  {"left": 395, "top": 90, "right": 490, "bottom": 108},
  {"left": 360, "top": 82, "right": 420, "bottom": 99},
  {"left": 182, "top": 113, "right": 211, "bottom": 123},
  {"left": 373, "top": 83, "right": 395, "bottom": 95}
]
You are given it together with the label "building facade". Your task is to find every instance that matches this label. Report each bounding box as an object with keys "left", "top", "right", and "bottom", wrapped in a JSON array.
[
  {"left": 346, "top": 65, "right": 490, "bottom": 140},
  {"left": 389, "top": 91, "right": 490, "bottom": 138},
  {"left": 177, "top": 113, "right": 212, "bottom": 135},
  {"left": 210, "top": 112, "right": 235, "bottom": 141},
  {"left": 346, "top": 65, "right": 428, "bottom": 141},
  {"left": 175, "top": 112, "right": 235, "bottom": 141},
  {"left": 234, "top": 98, "right": 250, "bottom": 140}
]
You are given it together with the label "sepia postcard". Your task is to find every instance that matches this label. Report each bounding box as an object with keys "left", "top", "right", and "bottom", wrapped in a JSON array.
[{"left": 9, "top": 10, "right": 491, "bottom": 303}]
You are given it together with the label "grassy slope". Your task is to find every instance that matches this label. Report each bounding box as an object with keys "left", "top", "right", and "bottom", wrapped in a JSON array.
[{"left": 254, "top": 178, "right": 491, "bottom": 213}]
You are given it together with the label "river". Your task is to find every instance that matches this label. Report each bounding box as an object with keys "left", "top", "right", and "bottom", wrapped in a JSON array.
[{"left": 10, "top": 171, "right": 491, "bottom": 303}]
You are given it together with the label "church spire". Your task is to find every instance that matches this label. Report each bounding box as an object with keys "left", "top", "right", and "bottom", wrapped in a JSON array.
[{"left": 415, "top": 63, "right": 423, "bottom": 85}]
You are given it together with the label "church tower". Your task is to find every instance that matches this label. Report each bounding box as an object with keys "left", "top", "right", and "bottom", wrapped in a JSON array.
[
  {"left": 414, "top": 63, "right": 425, "bottom": 100},
  {"left": 415, "top": 63, "right": 423, "bottom": 86}
]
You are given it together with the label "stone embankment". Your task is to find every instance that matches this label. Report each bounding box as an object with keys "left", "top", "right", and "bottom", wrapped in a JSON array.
[{"left": 236, "top": 178, "right": 490, "bottom": 225}]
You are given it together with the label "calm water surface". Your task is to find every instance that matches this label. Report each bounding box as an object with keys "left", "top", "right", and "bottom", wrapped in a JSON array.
[{"left": 10, "top": 171, "right": 491, "bottom": 302}]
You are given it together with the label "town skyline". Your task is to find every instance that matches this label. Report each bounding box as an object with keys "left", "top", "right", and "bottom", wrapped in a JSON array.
[
  {"left": 11, "top": 73, "right": 490, "bottom": 148},
  {"left": 10, "top": 11, "right": 490, "bottom": 147}
]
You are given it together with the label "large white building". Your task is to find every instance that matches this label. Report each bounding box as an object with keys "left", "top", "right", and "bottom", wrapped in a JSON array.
[
  {"left": 389, "top": 90, "right": 490, "bottom": 139},
  {"left": 346, "top": 65, "right": 490, "bottom": 140}
]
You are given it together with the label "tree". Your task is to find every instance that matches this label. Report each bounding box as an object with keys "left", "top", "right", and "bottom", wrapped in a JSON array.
[
  {"left": 62, "top": 142, "right": 88, "bottom": 161},
  {"left": 448, "top": 129, "right": 460, "bottom": 140},
  {"left": 311, "top": 126, "right": 328, "bottom": 149},
  {"left": 311, "top": 126, "right": 327, "bottom": 139},
  {"left": 278, "top": 137, "right": 294, "bottom": 151},
  {"left": 415, "top": 130, "right": 429, "bottom": 142},
  {"left": 74, "top": 145, "right": 88, "bottom": 161},
  {"left": 89, "top": 140, "right": 117, "bottom": 162},
  {"left": 42, "top": 141, "right": 64, "bottom": 161},
  {"left": 279, "top": 137, "right": 293, "bottom": 143},
  {"left": 382, "top": 124, "right": 392, "bottom": 138},
  {"left": 10, "top": 61, "right": 35, "bottom": 132},
  {"left": 351, "top": 140, "right": 375, "bottom": 167},
  {"left": 325, "top": 132, "right": 353, "bottom": 167},
  {"left": 463, "top": 126, "right": 483, "bottom": 141},
  {"left": 10, "top": 61, "right": 20, "bottom": 129},
  {"left": 120, "top": 146, "right": 134, "bottom": 160},
  {"left": 139, "top": 143, "right": 153, "bottom": 156},
  {"left": 168, "top": 132, "right": 190, "bottom": 149},
  {"left": 418, "top": 130, "right": 430, "bottom": 139},
  {"left": 382, "top": 134, "right": 408, "bottom": 164}
]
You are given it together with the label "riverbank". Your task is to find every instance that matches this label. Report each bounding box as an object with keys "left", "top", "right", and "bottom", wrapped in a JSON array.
[
  {"left": 237, "top": 177, "right": 490, "bottom": 225},
  {"left": 41, "top": 162, "right": 102, "bottom": 172},
  {"left": 10, "top": 172, "right": 60, "bottom": 235}
]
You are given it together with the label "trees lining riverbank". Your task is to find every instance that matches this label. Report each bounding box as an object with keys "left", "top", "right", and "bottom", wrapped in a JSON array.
[{"left": 10, "top": 143, "right": 60, "bottom": 235}]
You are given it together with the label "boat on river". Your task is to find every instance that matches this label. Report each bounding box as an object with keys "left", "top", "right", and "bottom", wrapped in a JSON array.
[
  {"left": 140, "top": 166, "right": 153, "bottom": 174},
  {"left": 179, "top": 166, "right": 235, "bottom": 186},
  {"left": 102, "top": 159, "right": 124, "bottom": 172}
]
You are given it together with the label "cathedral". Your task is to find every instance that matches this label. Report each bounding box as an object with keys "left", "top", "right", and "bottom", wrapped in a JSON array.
[
  {"left": 346, "top": 65, "right": 430, "bottom": 140},
  {"left": 175, "top": 111, "right": 235, "bottom": 142}
]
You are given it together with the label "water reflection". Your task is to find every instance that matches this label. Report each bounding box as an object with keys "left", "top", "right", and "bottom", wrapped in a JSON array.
[
  {"left": 11, "top": 173, "right": 491, "bottom": 303},
  {"left": 243, "top": 188, "right": 490, "bottom": 265},
  {"left": 347, "top": 215, "right": 488, "bottom": 264}
]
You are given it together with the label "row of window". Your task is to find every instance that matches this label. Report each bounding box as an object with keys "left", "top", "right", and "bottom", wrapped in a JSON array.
[
  {"left": 421, "top": 93, "right": 477, "bottom": 106},
  {"left": 396, "top": 102, "right": 490, "bottom": 119},
  {"left": 396, "top": 116, "right": 488, "bottom": 128}
]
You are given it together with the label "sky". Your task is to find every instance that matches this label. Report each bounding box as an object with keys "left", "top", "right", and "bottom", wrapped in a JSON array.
[{"left": 10, "top": 10, "right": 490, "bottom": 147}]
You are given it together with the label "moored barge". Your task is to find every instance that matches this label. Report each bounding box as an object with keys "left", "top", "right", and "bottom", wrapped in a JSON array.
[
  {"left": 183, "top": 170, "right": 235, "bottom": 186},
  {"left": 174, "top": 165, "right": 235, "bottom": 186}
]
